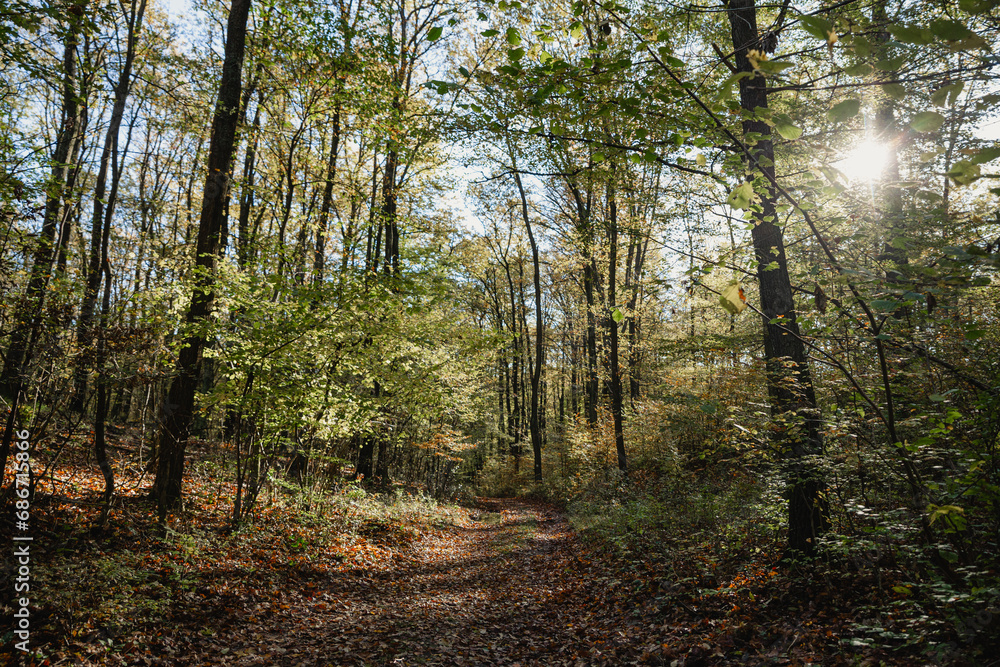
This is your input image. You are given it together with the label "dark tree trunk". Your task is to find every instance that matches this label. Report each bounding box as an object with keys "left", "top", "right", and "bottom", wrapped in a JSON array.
[
  {"left": 153, "top": 0, "right": 252, "bottom": 521},
  {"left": 513, "top": 173, "right": 544, "bottom": 482},
  {"left": 94, "top": 228, "right": 116, "bottom": 528},
  {"left": 315, "top": 103, "right": 341, "bottom": 283},
  {"left": 0, "top": 17, "right": 84, "bottom": 401},
  {"left": 237, "top": 98, "right": 261, "bottom": 270},
  {"left": 606, "top": 174, "right": 626, "bottom": 473},
  {"left": 567, "top": 182, "right": 599, "bottom": 426},
  {"left": 0, "top": 15, "right": 86, "bottom": 474},
  {"left": 728, "top": 0, "right": 827, "bottom": 556}
]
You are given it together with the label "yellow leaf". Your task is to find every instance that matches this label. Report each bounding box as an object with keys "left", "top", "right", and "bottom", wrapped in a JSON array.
[{"left": 720, "top": 283, "right": 748, "bottom": 315}]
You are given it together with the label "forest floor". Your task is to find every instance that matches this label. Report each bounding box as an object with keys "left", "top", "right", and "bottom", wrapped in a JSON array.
[{"left": 1, "top": 441, "right": 979, "bottom": 666}]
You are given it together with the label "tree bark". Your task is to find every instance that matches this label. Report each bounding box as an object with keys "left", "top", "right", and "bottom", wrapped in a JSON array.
[
  {"left": 606, "top": 172, "right": 626, "bottom": 473},
  {"left": 727, "top": 0, "right": 827, "bottom": 556},
  {"left": 514, "top": 172, "right": 544, "bottom": 482},
  {"left": 153, "top": 0, "right": 253, "bottom": 520},
  {"left": 0, "top": 12, "right": 86, "bottom": 475},
  {"left": 0, "top": 13, "right": 84, "bottom": 402}
]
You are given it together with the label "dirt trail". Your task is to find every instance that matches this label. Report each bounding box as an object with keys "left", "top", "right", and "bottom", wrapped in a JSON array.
[{"left": 150, "top": 498, "right": 652, "bottom": 666}]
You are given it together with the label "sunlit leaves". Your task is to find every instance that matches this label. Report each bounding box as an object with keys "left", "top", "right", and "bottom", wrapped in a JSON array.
[
  {"left": 930, "top": 19, "right": 973, "bottom": 41},
  {"left": 719, "top": 283, "right": 747, "bottom": 315},
  {"left": 772, "top": 114, "right": 802, "bottom": 141},
  {"left": 881, "top": 83, "right": 907, "bottom": 100},
  {"left": 798, "top": 16, "right": 837, "bottom": 45},
  {"left": 727, "top": 182, "right": 755, "bottom": 210},
  {"left": 909, "top": 111, "right": 945, "bottom": 133},
  {"left": 888, "top": 24, "right": 934, "bottom": 45},
  {"left": 828, "top": 99, "right": 860, "bottom": 123},
  {"left": 946, "top": 160, "right": 981, "bottom": 185},
  {"left": 931, "top": 81, "right": 964, "bottom": 107},
  {"left": 844, "top": 63, "right": 873, "bottom": 77}
]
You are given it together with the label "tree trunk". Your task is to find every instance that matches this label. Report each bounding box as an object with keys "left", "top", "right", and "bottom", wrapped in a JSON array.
[
  {"left": 72, "top": 0, "right": 146, "bottom": 412},
  {"left": 606, "top": 173, "right": 626, "bottom": 473},
  {"left": 514, "top": 173, "right": 544, "bottom": 481},
  {"left": 727, "top": 0, "right": 827, "bottom": 556},
  {"left": 0, "top": 16, "right": 84, "bottom": 402},
  {"left": 315, "top": 103, "right": 342, "bottom": 283},
  {"left": 153, "top": 0, "right": 252, "bottom": 521},
  {"left": 0, "top": 15, "right": 86, "bottom": 475}
]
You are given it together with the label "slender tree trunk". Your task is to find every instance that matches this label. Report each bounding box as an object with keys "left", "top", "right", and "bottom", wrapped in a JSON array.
[
  {"left": 606, "top": 173, "right": 626, "bottom": 473},
  {"left": 72, "top": 0, "right": 146, "bottom": 411},
  {"left": 0, "top": 16, "right": 87, "bottom": 475},
  {"left": 512, "top": 173, "right": 544, "bottom": 482},
  {"left": 0, "top": 17, "right": 84, "bottom": 401},
  {"left": 154, "top": 0, "right": 252, "bottom": 520},
  {"left": 315, "top": 103, "right": 341, "bottom": 283},
  {"left": 237, "top": 98, "right": 261, "bottom": 270},
  {"left": 94, "top": 219, "right": 116, "bottom": 528},
  {"left": 728, "top": 0, "right": 827, "bottom": 556}
]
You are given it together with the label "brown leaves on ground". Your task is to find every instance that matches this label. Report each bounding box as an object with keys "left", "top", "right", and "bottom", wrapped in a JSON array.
[{"left": 1, "top": 442, "right": 958, "bottom": 666}]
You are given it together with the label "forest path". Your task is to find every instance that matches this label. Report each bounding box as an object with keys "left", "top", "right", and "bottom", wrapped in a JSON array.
[
  {"left": 154, "top": 498, "right": 660, "bottom": 666},
  {"left": 310, "top": 498, "right": 613, "bottom": 666},
  {"left": 274, "top": 498, "right": 648, "bottom": 666}
]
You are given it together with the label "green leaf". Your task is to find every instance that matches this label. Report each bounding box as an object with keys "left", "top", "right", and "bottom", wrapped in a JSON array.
[
  {"left": 508, "top": 47, "right": 525, "bottom": 61},
  {"left": 844, "top": 63, "right": 873, "bottom": 76},
  {"left": 828, "top": 99, "right": 861, "bottom": 123},
  {"left": 481, "top": 29, "right": 499, "bottom": 37},
  {"left": 874, "top": 56, "right": 906, "bottom": 71},
  {"left": 427, "top": 26, "right": 443, "bottom": 41},
  {"left": 592, "top": 152, "right": 606, "bottom": 163},
  {"left": 727, "top": 182, "right": 754, "bottom": 210},
  {"left": 931, "top": 81, "right": 964, "bottom": 107},
  {"left": 946, "top": 160, "right": 981, "bottom": 185},
  {"left": 959, "top": 0, "right": 999, "bottom": 15},
  {"left": 852, "top": 35, "right": 872, "bottom": 57},
  {"left": 611, "top": 307, "right": 624, "bottom": 323},
  {"left": 910, "top": 111, "right": 945, "bottom": 133},
  {"left": 799, "top": 16, "right": 835, "bottom": 41},
  {"left": 754, "top": 60, "right": 794, "bottom": 75},
  {"left": 965, "top": 327, "right": 987, "bottom": 340},
  {"left": 970, "top": 145, "right": 1000, "bottom": 164},
  {"left": 773, "top": 114, "right": 802, "bottom": 140},
  {"left": 506, "top": 27, "right": 521, "bottom": 45},
  {"left": 870, "top": 299, "right": 898, "bottom": 312},
  {"left": 930, "top": 19, "right": 973, "bottom": 41},
  {"left": 888, "top": 24, "right": 934, "bottom": 44},
  {"left": 882, "top": 83, "right": 907, "bottom": 100}
]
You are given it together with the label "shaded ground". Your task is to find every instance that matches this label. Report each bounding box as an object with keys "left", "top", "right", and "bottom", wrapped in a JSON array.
[
  {"left": 5, "top": 479, "right": 978, "bottom": 666},
  {"left": 136, "top": 499, "right": 654, "bottom": 666}
]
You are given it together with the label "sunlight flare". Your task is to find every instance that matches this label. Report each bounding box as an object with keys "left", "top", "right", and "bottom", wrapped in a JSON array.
[{"left": 837, "top": 140, "right": 890, "bottom": 183}]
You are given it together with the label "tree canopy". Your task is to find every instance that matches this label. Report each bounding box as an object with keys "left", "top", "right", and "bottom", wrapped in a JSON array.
[{"left": 2, "top": 0, "right": 999, "bottom": 662}]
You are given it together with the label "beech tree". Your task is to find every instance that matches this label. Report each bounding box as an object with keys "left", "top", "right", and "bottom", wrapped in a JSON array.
[{"left": 154, "top": 0, "right": 252, "bottom": 519}]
